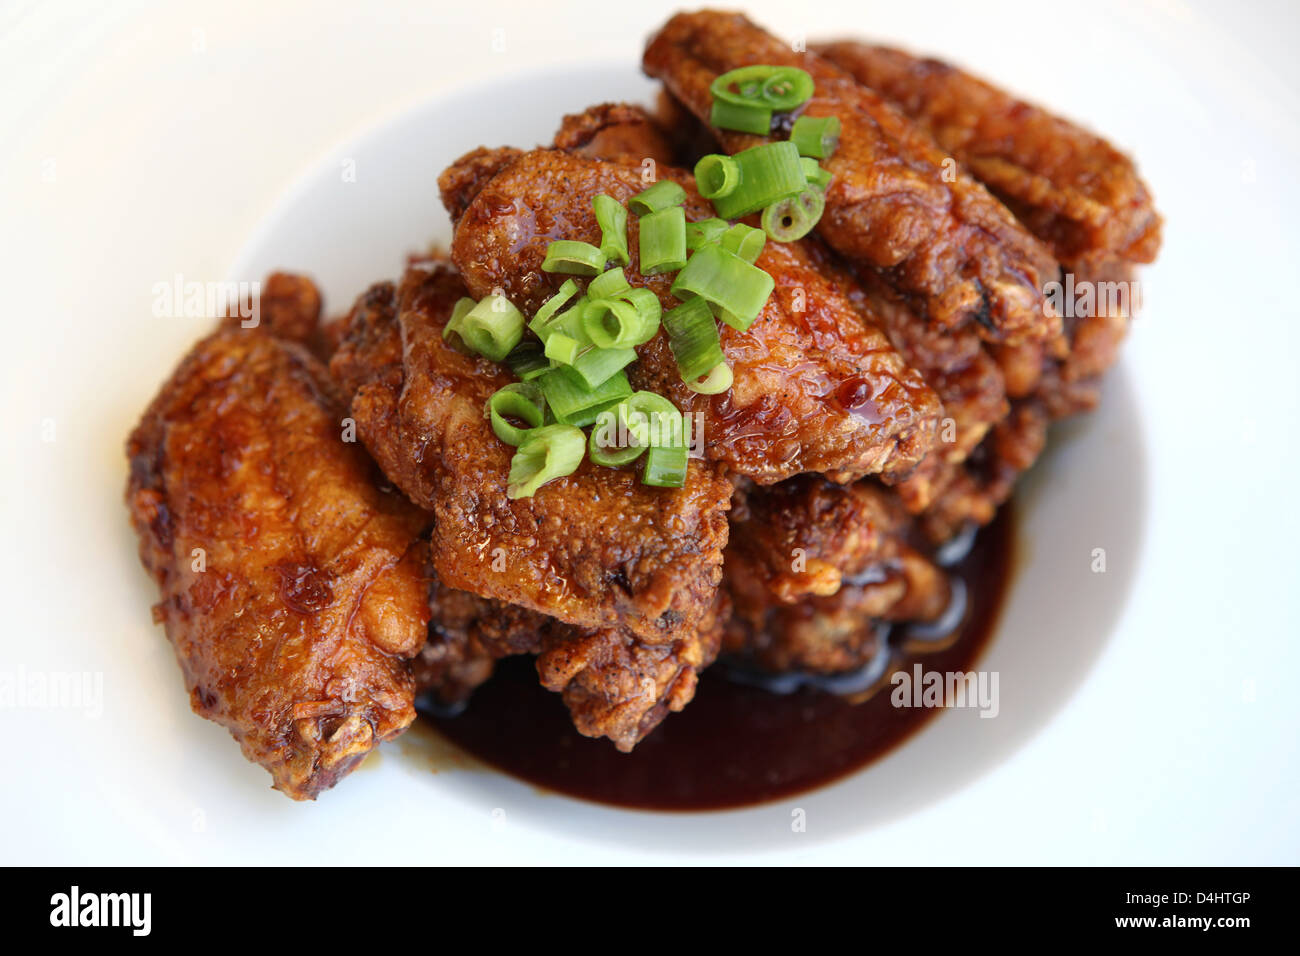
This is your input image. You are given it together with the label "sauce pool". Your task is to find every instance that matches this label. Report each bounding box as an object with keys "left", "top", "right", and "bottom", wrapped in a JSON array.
[{"left": 424, "top": 503, "right": 1015, "bottom": 811}]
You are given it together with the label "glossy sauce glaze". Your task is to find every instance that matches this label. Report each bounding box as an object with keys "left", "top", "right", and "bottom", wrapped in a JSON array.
[{"left": 425, "top": 503, "right": 1015, "bottom": 811}]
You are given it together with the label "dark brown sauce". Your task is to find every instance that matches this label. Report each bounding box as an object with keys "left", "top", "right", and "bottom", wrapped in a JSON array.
[{"left": 425, "top": 503, "right": 1015, "bottom": 811}]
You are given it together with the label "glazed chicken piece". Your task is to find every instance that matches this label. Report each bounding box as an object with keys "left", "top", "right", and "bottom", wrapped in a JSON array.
[
  {"left": 441, "top": 146, "right": 942, "bottom": 485},
  {"left": 723, "top": 476, "right": 949, "bottom": 672},
  {"left": 814, "top": 41, "right": 1163, "bottom": 272},
  {"left": 553, "top": 101, "right": 680, "bottom": 168},
  {"left": 125, "top": 300, "right": 431, "bottom": 800},
  {"left": 329, "top": 261, "right": 732, "bottom": 644},
  {"left": 643, "top": 10, "right": 1061, "bottom": 345},
  {"left": 416, "top": 573, "right": 726, "bottom": 751}
]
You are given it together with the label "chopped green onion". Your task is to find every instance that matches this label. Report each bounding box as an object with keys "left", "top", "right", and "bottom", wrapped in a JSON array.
[
  {"left": 800, "top": 157, "right": 833, "bottom": 190},
  {"left": 443, "top": 296, "right": 476, "bottom": 340},
  {"left": 617, "top": 287, "right": 662, "bottom": 335},
  {"left": 582, "top": 298, "right": 646, "bottom": 349},
  {"left": 588, "top": 409, "right": 648, "bottom": 467},
  {"left": 710, "top": 98, "right": 771, "bottom": 135},
  {"left": 444, "top": 294, "right": 524, "bottom": 362},
  {"left": 506, "top": 341, "right": 550, "bottom": 381},
  {"left": 592, "top": 195, "right": 630, "bottom": 266},
  {"left": 543, "top": 331, "right": 582, "bottom": 365},
  {"left": 643, "top": 443, "right": 688, "bottom": 488},
  {"left": 588, "top": 267, "right": 630, "bottom": 300},
  {"left": 694, "top": 154, "right": 741, "bottom": 199},
  {"left": 670, "top": 244, "right": 775, "bottom": 332},
  {"left": 710, "top": 65, "right": 814, "bottom": 111},
  {"left": 685, "top": 361, "right": 734, "bottom": 395},
  {"left": 540, "top": 367, "right": 631, "bottom": 427},
  {"left": 616, "top": 391, "right": 682, "bottom": 448},
  {"left": 628, "top": 179, "right": 687, "bottom": 217},
  {"left": 719, "top": 223, "right": 766, "bottom": 264},
  {"left": 638, "top": 205, "right": 688, "bottom": 275},
  {"left": 662, "top": 297, "right": 725, "bottom": 383},
  {"left": 486, "top": 383, "right": 546, "bottom": 446},
  {"left": 506, "top": 424, "right": 585, "bottom": 499},
  {"left": 686, "top": 217, "right": 729, "bottom": 251},
  {"left": 759, "top": 67, "right": 815, "bottom": 110},
  {"left": 710, "top": 141, "right": 807, "bottom": 219},
  {"left": 528, "top": 280, "right": 580, "bottom": 341},
  {"left": 790, "top": 115, "right": 841, "bottom": 159},
  {"left": 568, "top": 345, "right": 637, "bottom": 389},
  {"left": 761, "top": 186, "right": 826, "bottom": 242},
  {"left": 542, "top": 240, "right": 606, "bottom": 276}
]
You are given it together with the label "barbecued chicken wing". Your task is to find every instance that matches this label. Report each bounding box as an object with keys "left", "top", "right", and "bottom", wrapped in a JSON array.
[
  {"left": 643, "top": 10, "right": 1061, "bottom": 345},
  {"left": 441, "top": 146, "right": 941, "bottom": 484},
  {"left": 125, "top": 307, "right": 431, "bottom": 800},
  {"left": 815, "top": 41, "right": 1163, "bottom": 271},
  {"left": 329, "top": 261, "right": 732, "bottom": 643}
]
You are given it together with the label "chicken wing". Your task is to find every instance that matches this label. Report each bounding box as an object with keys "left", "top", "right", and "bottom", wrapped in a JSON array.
[
  {"left": 814, "top": 41, "right": 1163, "bottom": 271},
  {"left": 441, "top": 146, "right": 941, "bottom": 484},
  {"left": 329, "top": 261, "right": 732, "bottom": 643},
  {"left": 643, "top": 10, "right": 1061, "bottom": 345},
  {"left": 125, "top": 311, "right": 431, "bottom": 800}
]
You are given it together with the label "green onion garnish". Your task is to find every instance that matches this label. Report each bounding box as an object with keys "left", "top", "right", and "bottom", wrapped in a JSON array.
[
  {"left": 506, "top": 424, "right": 585, "bottom": 499},
  {"left": 710, "top": 98, "right": 771, "bottom": 135},
  {"left": 582, "top": 298, "right": 649, "bottom": 350},
  {"left": 505, "top": 340, "right": 550, "bottom": 381},
  {"left": 486, "top": 383, "right": 546, "bottom": 446},
  {"left": 761, "top": 186, "right": 826, "bottom": 243},
  {"left": 686, "top": 217, "right": 729, "bottom": 251},
  {"left": 442, "top": 294, "right": 524, "bottom": 362},
  {"left": 617, "top": 287, "right": 662, "bottom": 335},
  {"left": 638, "top": 205, "right": 688, "bottom": 275},
  {"left": 588, "top": 409, "right": 648, "bottom": 467},
  {"left": 685, "top": 361, "right": 734, "bottom": 395},
  {"left": 790, "top": 115, "right": 841, "bottom": 159},
  {"left": 719, "top": 223, "right": 767, "bottom": 264},
  {"left": 662, "top": 296, "right": 724, "bottom": 383},
  {"left": 643, "top": 443, "right": 688, "bottom": 488},
  {"left": 528, "top": 279, "right": 580, "bottom": 341},
  {"left": 628, "top": 179, "right": 687, "bottom": 217},
  {"left": 670, "top": 244, "right": 775, "bottom": 332},
  {"left": 567, "top": 345, "right": 637, "bottom": 389},
  {"left": 694, "top": 154, "right": 741, "bottom": 200},
  {"left": 587, "top": 267, "right": 631, "bottom": 300},
  {"left": 617, "top": 391, "right": 683, "bottom": 449},
  {"left": 592, "top": 195, "right": 630, "bottom": 266},
  {"left": 710, "top": 65, "right": 814, "bottom": 111},
  {"left": 540, "top": 366, "right": 631, "bottom": 426},
  {"left": 709, "top": 141, "right": 807, "bottom": 220},
  {"left": 543, "top": 331, "right": 582, "bottom": 366},
  {"left": 800, "top": 157, "right": 833, "bottom": 191},
  {"left": 542, "top": 240, "right": 606, "bottom": 276}
]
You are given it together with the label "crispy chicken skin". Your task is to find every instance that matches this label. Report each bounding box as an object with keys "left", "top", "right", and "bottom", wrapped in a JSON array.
[
  {"left": 814, "top": 41, "right": 1163, "bottom": 271},
  {"left": 125, "top": 316, "right": 431, "bottom": 800},
  {"left": 553, "top": 102, "right": 679, "bottom": 168},
  {"left": 329, "top": 262, "right": 732, "bottom": 643},
  {"left": 723, "top": 476, "right": 949, "bottom": 671},
  {"left": 416, "top": 574, "right": 725, "bottom": 751},
  {"left": 441, "top": 147, "right": 942, "bottom": 484},
  {"left": 643, "top": 10, "right": 1061, "bottom": 345}
]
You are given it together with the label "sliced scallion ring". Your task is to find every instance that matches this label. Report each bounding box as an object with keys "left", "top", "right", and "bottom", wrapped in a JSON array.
[
  {"left": 719, "top": 222, "right": 767, "bottom": 264},
  {"left": 694, "top": 154, "right": 741, "bottom": 200},
  {"left": 506, "top": 424, "right": 585, "bottom": 499},
  {"left": 486, "top": 383, "right": 546, "bottom": 446},
  {"left": 592, "top": 195, "right": 630, "bottom": 266},
  {"left": 628, "top": 179, "right": 687, "bottom": 217},
  {"left": 790, "top": 114, "right": 841, "bottom": 159},
  {"left": 670, "top": 243, "right": 775, "bottom": 332},
  {"left": 709, "top": 141, "right": 807, "bottom": 220},
  {"left": 685, "top": 217, "right": 729, "bottom": 251},
  {"left": 587, "top": 267, "right": 630, "bottom": 300},
  {"left": 685, "top": 361, "right": 734, "bottom": 395},
  {"left": 761, "top": 186, "right": 826, "bottom": 243},
  {"left": 541, "top": 240, "right": 606, "bottom": 276},
  {"left": 638, "top": 205, "right": 688, "bottom": 275},
  {"left": 662, "top": 296, "right": 724, "bottom": 383},
  {"left": 445, "top": 294, "right": 524, "bottom": 362},
  {"left": 588, "top": 409, "right": 648, "bottom": 468},
  {"left": 709, "top": 98, "right": 771, "bottom": 135}
]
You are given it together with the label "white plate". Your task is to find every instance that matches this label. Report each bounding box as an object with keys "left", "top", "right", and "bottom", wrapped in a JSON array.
[{"left": 3, "top": 0, "right": 1298, "bottom": 864}]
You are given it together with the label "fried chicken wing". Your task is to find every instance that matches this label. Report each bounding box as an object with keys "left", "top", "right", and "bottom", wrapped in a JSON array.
[
  {"left": 329, "top": 262, "right": 732, "bottom": 643},
  {"left": 125, "top": 316, "right": 431, "bottom": 800},
  {"left": 814, "top": 41, "right": 1163, "bottom": 271},
  {"left": 643, "top": 10, "right": 1061, "bottom": 345},
  {"left": 553, "top": 102, "right": 679, "bottom": 168},
  {"left": 441, "top": 147, "right": 941, "bottom": 484}
]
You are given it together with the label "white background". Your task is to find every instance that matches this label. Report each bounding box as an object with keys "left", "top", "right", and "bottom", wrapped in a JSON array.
[{"left": 2, "top": 0, "right": 1298, "bottom": 864}]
